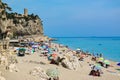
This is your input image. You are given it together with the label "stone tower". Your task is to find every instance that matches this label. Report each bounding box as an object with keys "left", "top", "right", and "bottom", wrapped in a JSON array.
[{"left": 24, "top": 8, "right": 28, "bottom": 16}]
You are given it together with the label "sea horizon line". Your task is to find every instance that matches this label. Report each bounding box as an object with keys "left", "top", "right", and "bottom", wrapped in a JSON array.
[{"left": 51, "top": 36, "right": 120, "bottom": 38}]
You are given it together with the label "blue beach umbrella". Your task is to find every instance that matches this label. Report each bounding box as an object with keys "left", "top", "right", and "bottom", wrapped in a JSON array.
[
  {"left": 32, "top": 45, "right": 38, "bottom": 48},
  {"left": 117, "top": 62, "right": 120, "bottom": 66},
  {"left": 29, "top": 42, "right": 34, "bottom": 45}
]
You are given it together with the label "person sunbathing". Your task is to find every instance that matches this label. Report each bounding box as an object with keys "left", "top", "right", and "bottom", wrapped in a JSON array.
[
  {"left": 89, "top": 66, "right": 101, "bottom": 77},
  {"left": 89, "top": 69, "right": 100, "bottom": 77}
]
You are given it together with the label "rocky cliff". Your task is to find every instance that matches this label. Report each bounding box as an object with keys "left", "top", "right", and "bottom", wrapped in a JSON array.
[{"left": 0, "top": 0, "right": 44, "bottom": 39}]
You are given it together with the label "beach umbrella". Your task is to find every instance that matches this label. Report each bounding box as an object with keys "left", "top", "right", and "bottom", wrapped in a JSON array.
[
  {"left": 32, "top": 45, "right": 38, "bottom": 48},
  {"left": 48, "top": 48, "right": 53, "bottom": 54},
  {"left": 94, "top": 64, "right": 102, "bottom": 70},
  {"left": 61, "top": 47, "right": 66, "bottom": 51},
  {"left": 52, "top": 53, "right": 58, "bottom": 59},
  {"left": 19, "top": 48, "right": 26, "bottom": 51},
  {"left": 16, "top": 47, "right": 19, "bottom": 50},
  {"left": 41, "top": 45, "right": 47, "bottom": 49},
  {"left": 41, "top": 50, "right": 48, "bottom": 53},
  {"left": 31, "top": 49, "right": 35, "bottom": 54},
  {"left": 76, "top": 48, "right": 81, "bottom": 53},
  {"left": 76, "top": 48, "right": 81, "bottom": 51},
  {"left": 46, "top": 68, "right": 59, "bottom": 78},
  {"left": 117, "top": 62, "right": 120, "bottom": 66},
  {"left": 104, "top": 60, "right": 110, "bottom": 65},
  {"left": 18, "top": 48, "right": 26, "bottom": 56},
  {"left": 48, "top": 56, "right": 53, "bottom": 60},
  {"left": 98, "top": 57, "right": 104, "bottom": 62},
  {"left": 29, "top": 42, "right": 34, "bottom": 45}
]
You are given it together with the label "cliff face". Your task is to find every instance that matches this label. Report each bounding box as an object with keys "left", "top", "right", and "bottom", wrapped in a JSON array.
[
  {"left": 0, "top": 1, "right": 44, "bottom": 39},
  {"left": 0, "top": 16, "right": 44, "bottom": 37}
]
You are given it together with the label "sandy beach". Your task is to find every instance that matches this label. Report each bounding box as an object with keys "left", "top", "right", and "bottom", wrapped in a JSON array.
[{"left": 0, "top": 41, "right": 119, "bottom": 80}]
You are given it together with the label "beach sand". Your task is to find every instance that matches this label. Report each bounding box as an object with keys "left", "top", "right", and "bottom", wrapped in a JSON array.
[{"left": 1, "top": 48, "right": 119, "bottom": 80}]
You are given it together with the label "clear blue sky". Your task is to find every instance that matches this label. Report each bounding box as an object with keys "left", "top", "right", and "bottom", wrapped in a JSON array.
[{"left": 3, "top": 0, "right": 120, "bottom": 37}]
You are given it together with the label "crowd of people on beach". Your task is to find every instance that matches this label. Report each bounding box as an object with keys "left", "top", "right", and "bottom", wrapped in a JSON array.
[
  {"left": 0, "top": 36, "right": 119, "bottom": 80},
  {"left": 12, "top": 38, "right": 114, "bottom": 79}
]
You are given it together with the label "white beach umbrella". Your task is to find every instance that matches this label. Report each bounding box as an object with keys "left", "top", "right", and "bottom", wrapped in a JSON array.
[{"left": 76, "top": 48, "right": 81, "bottom": 51}]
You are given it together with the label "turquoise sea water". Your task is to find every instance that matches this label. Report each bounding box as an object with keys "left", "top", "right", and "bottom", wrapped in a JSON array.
[{"left": 53, "top": 37, "right": 120, "bottom": 62}]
